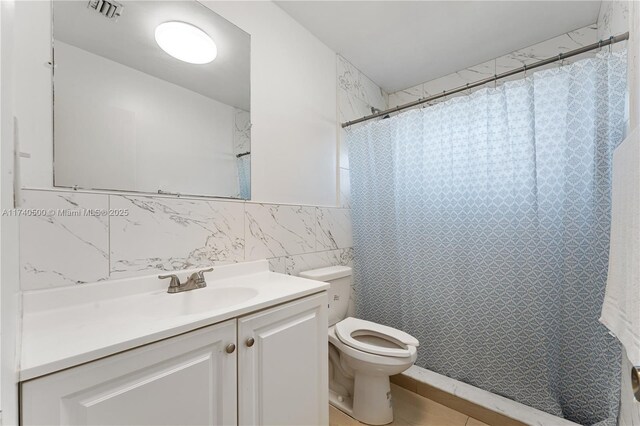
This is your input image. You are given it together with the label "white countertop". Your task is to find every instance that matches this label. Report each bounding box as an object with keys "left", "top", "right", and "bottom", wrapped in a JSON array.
[{"left": 20, "top": 260, "right": 328, "bottom": 381}]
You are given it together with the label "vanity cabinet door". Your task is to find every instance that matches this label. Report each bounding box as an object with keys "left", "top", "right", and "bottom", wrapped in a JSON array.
[
  {"left": 21, "top": 320, "right": 237, "bottom": 426},
  {"left": 238, "top": 292, "right": 328, "bottom": 426}
]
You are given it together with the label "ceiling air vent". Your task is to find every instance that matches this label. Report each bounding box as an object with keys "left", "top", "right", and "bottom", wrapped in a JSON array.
[{"left": 87, "top": 0, "right": 123, "bottom": 19}]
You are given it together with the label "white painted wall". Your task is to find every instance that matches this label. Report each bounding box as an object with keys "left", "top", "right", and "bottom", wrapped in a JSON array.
[
  {"left": 1, "top": 0, "right": 21, "bottom": 423},
  {"left": 203, "top": 1, "right": 337, "bottom": 206},
  {"left": 54, "top": 41, "right": 239, "bottom": 198},
  {"left": 14, "top": 0, "right": 338, "bottom": 206}
]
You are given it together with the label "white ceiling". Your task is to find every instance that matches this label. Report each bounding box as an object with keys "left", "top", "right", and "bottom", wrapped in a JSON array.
[
  {"left": 276, "top": 1, "right": 602, "bottom": 93},
  {"left": 54, "top": 1, "right": 250, "bottom": 110}
]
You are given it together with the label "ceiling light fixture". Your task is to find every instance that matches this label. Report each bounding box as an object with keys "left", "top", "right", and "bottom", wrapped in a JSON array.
[{"left": 154, "top": 21, "right": 217, "bottom": 65}]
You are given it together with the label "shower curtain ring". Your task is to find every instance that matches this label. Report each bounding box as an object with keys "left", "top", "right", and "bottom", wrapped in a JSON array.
[{"left": 609, "top": 36, "right": 614, "bottom": 53}]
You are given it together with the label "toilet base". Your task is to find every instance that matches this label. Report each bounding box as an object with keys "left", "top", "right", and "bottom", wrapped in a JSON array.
[
  {"left": 329, "top": 374, "right": 394, "bottom": 425},
  {"left": 352, "top": 373, "right": 394, "bottom": 425}
]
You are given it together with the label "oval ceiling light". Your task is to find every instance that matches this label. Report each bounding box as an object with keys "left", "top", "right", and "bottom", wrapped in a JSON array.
[{"left": 155, "top": 21, "right": 217, "bottom": 64}]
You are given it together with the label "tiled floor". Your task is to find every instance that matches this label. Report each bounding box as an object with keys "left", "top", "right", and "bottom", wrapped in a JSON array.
[{"left": 329, "top": 384, "right": 490, "bottom": 426}]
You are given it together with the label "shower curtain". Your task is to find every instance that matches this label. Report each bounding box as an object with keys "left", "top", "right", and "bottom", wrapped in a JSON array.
[{"left": 348, "top": 51, "right": 627, "bottom": 425}]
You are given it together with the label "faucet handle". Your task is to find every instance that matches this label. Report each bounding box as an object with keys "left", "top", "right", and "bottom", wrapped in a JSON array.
[
  {"left": 158, "top": 274, "right": 181, "bottom": 289},
  {"left": 196, "top": 268, "right": 213, "bottom": 280},
  {"left": 195, "top": 267, "right": 214, "bottom": 281}
]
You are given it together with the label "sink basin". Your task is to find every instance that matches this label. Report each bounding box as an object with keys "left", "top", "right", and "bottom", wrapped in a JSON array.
[{"left": 147, "top": 286, "right": 259, "bottom": 317}]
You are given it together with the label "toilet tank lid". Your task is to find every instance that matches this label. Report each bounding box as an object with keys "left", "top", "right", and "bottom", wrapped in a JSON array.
[{"left": 299, "top": 265, "right": 352, "bottom": 281}]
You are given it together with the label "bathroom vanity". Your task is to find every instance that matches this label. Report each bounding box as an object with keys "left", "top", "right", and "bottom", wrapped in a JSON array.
[{"left": 19, "top": 261, "right": 329, "bottom": 425}]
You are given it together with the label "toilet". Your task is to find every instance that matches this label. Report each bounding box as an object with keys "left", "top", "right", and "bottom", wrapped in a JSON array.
[{"left": 300, "top": 266, "right": 419, "bottom": 425}]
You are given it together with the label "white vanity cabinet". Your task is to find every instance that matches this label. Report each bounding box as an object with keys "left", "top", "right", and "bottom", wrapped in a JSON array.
[
  {"left": 21, "top": 320, "right": 238, "bottom": 426},
  {"left": 238, "top": 292, "right": 328, "bottom": 425},
  {"left": 20, "top": 293, "right": 328, "bottom": 426}
]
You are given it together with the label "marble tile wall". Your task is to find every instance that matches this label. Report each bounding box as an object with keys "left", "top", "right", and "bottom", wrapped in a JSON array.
[
  {"left": 20, "top": 190, "right": 110, "bottom": 289},
  {"left": 244, "top": 203, "right": 316, "bottom": 260},
  {"left": 598, "top": 0, "right": 630, "bottom": 46},
  {"left": 19, "top": 189, "right": 353, "bottom": 291},
  {"left": 337, "top": 55, "right": 388, "bottom": 119},
  {"left": 109, "top": 195, "right": 246, "bottom": 279},
  {"left": 388, "top": 24, "right": 602, "bottom": 109}
]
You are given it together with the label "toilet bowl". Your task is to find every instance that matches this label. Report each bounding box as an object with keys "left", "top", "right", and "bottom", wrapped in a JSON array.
[
  {"left": 329, "top": 318, "right": 418, "bottom": 425},
  {"left": 300, "top": 266, "right": 419, "bottom": 425}
]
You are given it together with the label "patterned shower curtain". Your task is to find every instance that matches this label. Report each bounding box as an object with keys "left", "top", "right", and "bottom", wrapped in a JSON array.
[{"left": 347, "top": 51, "right": 627, "bottom": 425}]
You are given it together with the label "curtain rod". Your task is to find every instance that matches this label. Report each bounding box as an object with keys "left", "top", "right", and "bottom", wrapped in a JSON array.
[{"left": 342, "top": 31, "right": 630, "bottom": 128}]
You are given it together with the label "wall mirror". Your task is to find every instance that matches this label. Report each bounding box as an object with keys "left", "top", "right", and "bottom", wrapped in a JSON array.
[{"left": 52, "top": 0, "right": 251, "bottom": 199}]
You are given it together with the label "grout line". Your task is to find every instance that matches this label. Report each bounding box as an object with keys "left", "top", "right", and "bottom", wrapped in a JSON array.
[{"left": 314, "top": 206, "right": 318, "bottom": 252}]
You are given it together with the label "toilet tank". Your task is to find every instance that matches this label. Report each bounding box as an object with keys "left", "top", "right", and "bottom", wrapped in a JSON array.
[{"left": 300, "top": 266, "right": 352, "bottom": 326}]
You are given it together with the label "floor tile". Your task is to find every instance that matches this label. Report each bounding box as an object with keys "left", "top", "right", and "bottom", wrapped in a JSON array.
[
  {"left": 330, "top": 406, "right": 360, "bottom": 426},
  {"left": 391, "top": 384, "right": 469, "bottom": 426},
  {"left": 466, "top": 418, "right": 491, "bottom": 426},
  {"left": 415, "top": 382, "right": 526, "bottom": 426}
]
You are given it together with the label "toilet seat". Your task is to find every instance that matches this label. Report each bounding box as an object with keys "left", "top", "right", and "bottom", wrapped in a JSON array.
[
  {"left": 335, "top": 317, "right": 419, "bottom": 358},
  {"left": 328, "top": 326, "right": 417, "bottom": 367}
]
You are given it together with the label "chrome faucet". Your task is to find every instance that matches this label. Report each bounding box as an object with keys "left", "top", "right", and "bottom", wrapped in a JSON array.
[{"left": 159, "top": 267, "right": 213, "bottom": 294}]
